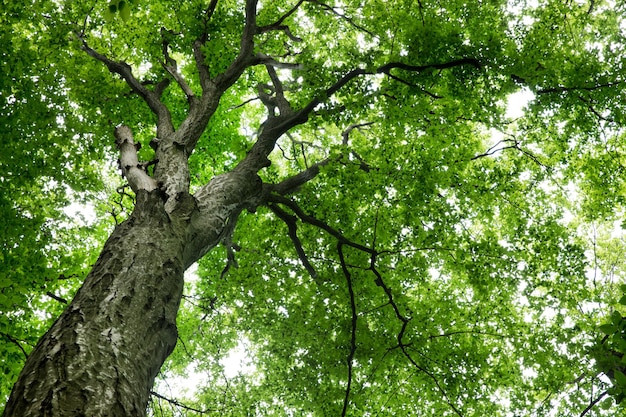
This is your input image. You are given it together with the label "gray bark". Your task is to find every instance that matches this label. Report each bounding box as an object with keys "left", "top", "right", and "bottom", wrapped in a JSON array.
[
  {"left": 3, "top": 166, "right": 261, "bottom": 416},
  {"left": 3, "top": 191, "right": 184, "bottom": 416}
]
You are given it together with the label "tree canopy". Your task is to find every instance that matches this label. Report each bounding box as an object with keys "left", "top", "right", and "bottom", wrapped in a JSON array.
[{"left": 3, "top": 0, "right": 626, "bottom": 415}]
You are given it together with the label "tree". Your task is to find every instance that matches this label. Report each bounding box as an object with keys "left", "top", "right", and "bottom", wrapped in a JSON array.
[{"left": 2, "top": 0, "right": 626, "bottom": 415}]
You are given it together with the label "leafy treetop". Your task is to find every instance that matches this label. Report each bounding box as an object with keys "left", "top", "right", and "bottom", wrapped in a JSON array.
[{"left": 3, "top": 0, "right": 626, "bottom": 416}]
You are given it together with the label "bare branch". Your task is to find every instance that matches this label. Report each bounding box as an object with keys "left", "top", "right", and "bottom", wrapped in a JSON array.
[
  {"left": 150, "top": 391, "right": 212, "bottom": 414},
  {"left": 300, "top": 58, "right": 481, "bottom": 117},
  {"left": 1, "top": 332, "right": 29, "bottom": 358},
  {"left": 214, "top": 0, "right": 259, "bottom": 89},
  {"left": 267, "top": 194, "right": 373, "bottom": 254},
  {"left": 46, "top": 292, "right": 68, "bottom": 304},
  {"left": 192, "top": 39, "right": 213, "bottom": 92},
  {"left": 77, "top": 34, "right": 174, "bottom": 137},
  {"left": 579, "top": 390, "right": 608, "bottom": 417},
  {"left": 266, "top": 65, "right": 293, "bottom": 115},
  {"left": 257, "top": 0, "right": 305, "bottom": 42},
  {"left": 338, "top": 242, "right": 358, "bottom": 417},
  {"left": 161, "top": 31, "right": 195, "bottom": 99},
  {"left": 267, "top": 159, "right": 329, "bottom": 195},
  {"left": 377, "top": 58, "right": 481, "bottom": 74},
  {"left": 114, "top": 125, "right": 159, "bottom": 193},
  {"left": 537, "top": 80, "right": 625, "bottom": 95},
  {"left": 270, "top": 204, "right": 318, "bottom": 279},
  {"left": 203, "top": 0, "right": 220, "bottom": 25},
  {"left": 256, "top": 52, "right": 304, "bottom": 70},
  {"left": 341, "top": 122, "right": 375, "bottom": 145},
  {"left": 153, "top": 78, "right": 171, "bottom": 98},
  {"left": 258, "top": 0, "right": 305, "bottom": 32},
  {"left": 259, "top": 24, "right": 303, "bottom": 42},
  {"left": 266, "top": 122, "right": 373, "bottom": 195}
]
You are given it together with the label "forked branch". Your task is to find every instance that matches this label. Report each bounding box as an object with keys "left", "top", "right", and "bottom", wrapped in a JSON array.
[
  {"left": 77, "top": 34, "right": 174, "bottom": 136},
  {"left": 269, "top": 204, "right": 318, "bottom": 279}
]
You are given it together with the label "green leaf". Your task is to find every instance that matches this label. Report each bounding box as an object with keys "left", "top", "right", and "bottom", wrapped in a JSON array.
[
  {"left": 119, "top": 1, "right": 130, "bottom": 22},
  {"left": 615, "top": 371, "right": 626, "bottom": 388},
  {"left": 619, "top": 295, "right": 626, "bottom": 306},
  {"left": 600, "top": 323, "right": 618, "bottom": 335}
]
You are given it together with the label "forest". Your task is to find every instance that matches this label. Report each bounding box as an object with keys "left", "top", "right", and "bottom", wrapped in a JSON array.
[{"left": 2, "top": 0, "right": 626, "bottom": 416}]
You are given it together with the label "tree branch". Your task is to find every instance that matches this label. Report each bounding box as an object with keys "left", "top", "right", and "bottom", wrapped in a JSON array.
[
  {"left": 46, "top": 292, "right": 68, "bottom": 304},
  {"left": 239, "top": 56, "right": 478, "bottom": 174},
  {"left": 214, "top": 0, "right": 259, "bottom": 90},
  {"left": 579, "top": 390, "right": 608, "bottom": 417},
  {"left": 338, "top": 242, "right": 358, "bottom": 417},
  {"left": 1, "top": 332, "right": 29, "bottom": 358},
  {"left": 161, "top": 30, "right": 195, "bottom": 99},
  {"left": 267, "top": 160, "right": 329, "bottom": 195},
  {"left": 258, "top": 0, "right": 305, "bottom": 33},
  {"left": 256, "top": 53, "right": 304, "bottom": 70},
  {"left": 298, "top": 58, "right": 480, "bottom": 119},
  {"left": 307, "top": 0, "right": 377, "bottom": 38},
  {"left": 150, "top": 391, "right": 212, "bottom": 414},
  {"left": 115, "top": 125, "right": 159, "bottom": 193},
  {"left": 193, "top": 39, "right": 213, "bottom": 93},
  {"left": 257, "top": 0, "right": 305, "bottom": 42},
  {"left": 77, "top": 34, "right": 174, "bottom": 137},
  {"left": 265, "top": 64, "right": 293, "bottom": 115},
  {"left": 269, "top": 204, "right": 318, "bottom": 279},
  {"left": 537, "top": 80, "right": 624, "bottom": 95},
  {"left": 267, "top": 194, "right": 374, "bottom": 254}
]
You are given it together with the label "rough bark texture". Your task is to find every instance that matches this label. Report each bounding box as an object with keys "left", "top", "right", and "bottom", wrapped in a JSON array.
[
  {"left": 4, "top": 154, "right": 263, "bottom": 415},
  {"left": 2, "top": 2, "right": 334, "bottom": 413},
  {"left": 3, "top": 191, "right": 185, "bottom": 416}
]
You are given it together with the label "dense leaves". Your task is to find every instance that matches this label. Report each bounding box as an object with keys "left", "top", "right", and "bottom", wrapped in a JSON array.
[{"left": 3, "top": 0, "right": 626, "bottom": 416}]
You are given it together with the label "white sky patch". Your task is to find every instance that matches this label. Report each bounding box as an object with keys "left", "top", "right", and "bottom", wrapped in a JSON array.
[
  {"left": 63, "top": 201, "right": 97, "bottom": 225},
  {"left": 220, "top": 337, "right": 257, "bottom": 378},
  {"left": 506, "top": 88, "right": 535, "bottom": 119}
]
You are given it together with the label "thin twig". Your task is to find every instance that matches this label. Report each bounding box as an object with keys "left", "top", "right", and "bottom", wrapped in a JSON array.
[{"left": 338, "top": 242, "right": 358, "bottom": 417}]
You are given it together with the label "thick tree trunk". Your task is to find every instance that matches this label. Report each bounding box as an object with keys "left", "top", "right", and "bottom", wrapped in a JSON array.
[{"left": 3, "top": 191, "right": 188, "bottom": 416}]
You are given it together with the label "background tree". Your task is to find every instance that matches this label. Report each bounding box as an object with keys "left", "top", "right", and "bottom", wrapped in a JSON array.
[{"left": 2, "top": 0, "right": 626, "bottom": 416}]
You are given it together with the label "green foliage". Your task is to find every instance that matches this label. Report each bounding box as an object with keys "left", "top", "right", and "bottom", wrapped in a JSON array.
[{"left": 4, "top": 0, "right": 626, "bottom": 415}]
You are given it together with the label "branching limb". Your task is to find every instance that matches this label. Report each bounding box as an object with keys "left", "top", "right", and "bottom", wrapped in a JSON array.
[
  {"left": 150, "top": 391, "right": 212, "bottom": 414},
  {"left": 266, "top": 121, "right": 373, "bottom": 196},
  {"left": 338, "top": 242, "right": 358, "bottom": 417},
  {"left": 77, "top": 35, "right": 174, "bottom": 137},
  {"left": 192, "top": 39, "right": 213, "bottom": 93},
  {"left": 259, "top": 24, "right": 303, "bottom": 42},
  {"left": 114, "top": 125, "right": 159, "bottom": 193},
  {"left": 267, "top": 194, "right": 373, "bottom": 254},
  {"left": 368, "top": 220, "right": 463, "bottom": 417},
  {"left": 298, "top": 58, "right": 480, "bottom": 119},
  {"left": 471, "top": 135, "right": 548, "bottom": 168},
  {"left": 579, "top": 390, "right": 608, "bottom": 417},
  {"left": 257, "top": 0, "right": 305, "bottom": 35},
  {"left": 202, "top": 0, "right": 220, "bottom": 30},
  {"left": 537, "top": 80, "right": 625, "bottom": 95},
  {"left": 256, "top": 53, "right": 304, "bottom": 71},
  {"left": 266, "top": 160, "right": 329, "bottom": 195},
  {"left": 269, "top": 204, "right": 318, "bottom": 279},
  {"left": 214, "top": 0, "right": 259, "bottom": 90},
  {"left": 266, "top": 64, "right": 293, "bottom": 115},
  {"left": 161, "top": 29, "right": 195, "bottom": 99}
]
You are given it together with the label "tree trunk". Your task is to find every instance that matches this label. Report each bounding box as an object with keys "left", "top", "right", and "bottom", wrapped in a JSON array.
[{"left": 3, "top": 190, "right": 187, "bottom": 416}]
